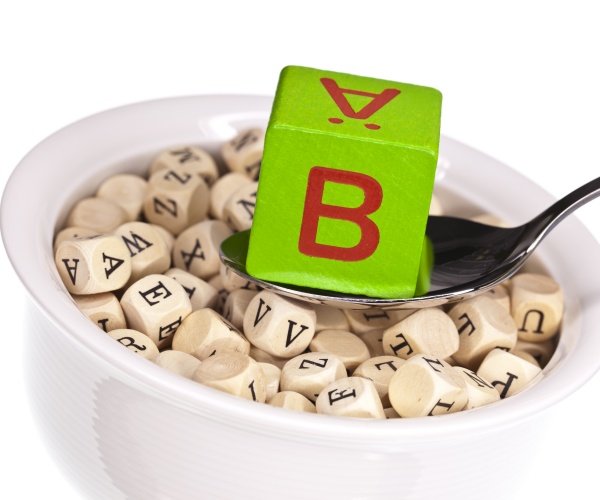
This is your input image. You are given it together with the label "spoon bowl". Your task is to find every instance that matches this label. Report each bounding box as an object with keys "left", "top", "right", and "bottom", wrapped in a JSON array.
[{"left": 220, "top": 176, "right": 600, "bottom": 309}]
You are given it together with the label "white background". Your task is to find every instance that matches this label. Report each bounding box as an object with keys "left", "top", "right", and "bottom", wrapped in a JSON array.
[{"left": 1, "top": 1, "right": 599, "bottom": 498}]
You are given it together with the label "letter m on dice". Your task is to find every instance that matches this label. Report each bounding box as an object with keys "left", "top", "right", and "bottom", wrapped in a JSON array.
[{"left": 246, "top": 66, "right": 442, "bottom": 299}]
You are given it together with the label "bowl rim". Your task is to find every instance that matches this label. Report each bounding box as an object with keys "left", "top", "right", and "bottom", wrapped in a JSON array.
[{"left": 3, "top": 94, "right": 600, "bottom": 445}]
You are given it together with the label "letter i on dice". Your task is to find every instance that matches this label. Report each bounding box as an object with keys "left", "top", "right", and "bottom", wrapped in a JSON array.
[{"left": 246, "top": 66, "right": 442, "bottom": 298}]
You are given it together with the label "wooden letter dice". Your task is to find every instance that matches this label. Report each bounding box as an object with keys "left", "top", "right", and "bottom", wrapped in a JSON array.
[
  {"left": 388, "top": 355, "right": 468, "bottom": 418},
  {"left": 143, "top": 166, "right": 209, "bottom": 235},
  {"left": 246, "top": 65, "right": 442, "bottom": 298},
  {"left": 221, "top": 127, "right": 264, "bottom": 181},
  {"left": 96, "top": 173, "right": 148, "bottom": 221},
  {"left": 172, "top": 220, "right": 232, "bottom": 280},
  {"left": 193, "top": 351, "right": 267, "bottom": 403},
  {"left": 120, "top": 274, "right": 192, "bottom": 349},
  {"left": 243, "top": 290, "right": 316, "bottom": 358},
  {"left": 509, "top": 273, "right": 564, "bottom": 342},
  {"left": 222, "top": 181, "right": 258, "bottom": 233},
  {"left": 268, "top": 391, "right": 316, "bottom": 413},
  {"left": 72, "top": 292, "right": 126, "bottom": 332},
  {"left": 222, "top": 288, "right": 259, "bottom": 330},
  {"left": 172, "top": 307, "right": 250, "bottom": 360},
  {"left": 154, "top": 350, "right": 202, "bottom": 379},
  {"left": 150, "top": 145, "right": 219, "bottom": 186},
  {"left": 209, "top": 173, "right": 253, "bottom": 220},
  {"left": 382, "top": 308, "right": 459, "bottom": 360},
  {"left": 477, "top": 348, "right": 543, "bottom": 399},
  {"left": 308, "top": 329, "right": 370, "bottom": 372},
  {"left": 447, "top": 296, "right": 518, "bottom": 370},
  {"left": 55, "top": 234, "right": 132, "bottom": 294},
  {"left": 452, "top": 366, "right": 500, "bottom": 410},
  {"left": 353, "top": 355, "right": 405, "bottom": 407},
  {"left": 65, "top": 197, "right": 128, "bottom": 233},
  {"left": 315, "top": 377, "right": 385, "bottom": 419},
  {"left": 113, "top": 221, "right": 171, "bottom": 286},
  {"left": 280, "top": 352, "right": 347, "bottom": 402},
  {"left": 164, "top": 268, "right": 220, "bottom": 311},
  {"left": 108, "top": 328, "right": 160, "bottom": 361}
]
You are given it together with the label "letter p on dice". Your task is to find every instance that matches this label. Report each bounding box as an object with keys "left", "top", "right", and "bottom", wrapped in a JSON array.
[{"left": 246, "top": 66, "right": 442, "bottom": 298}]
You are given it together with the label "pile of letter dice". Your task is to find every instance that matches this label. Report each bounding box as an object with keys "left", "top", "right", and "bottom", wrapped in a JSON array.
[{"left": 53, "top": 125, "right": 563, "bottom": 419}]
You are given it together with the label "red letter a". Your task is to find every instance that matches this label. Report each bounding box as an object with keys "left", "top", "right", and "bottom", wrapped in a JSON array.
[
  {"left": 320, "top": 78, "right": 400, "bottom": 120},
  {"left": 298, "top": 166, "right": 382, "bottom": 262}
]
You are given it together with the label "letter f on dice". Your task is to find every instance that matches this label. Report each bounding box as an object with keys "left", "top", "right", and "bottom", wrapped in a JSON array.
[{"left": 299, "top": 166, "right": 383, "bottom": 262}]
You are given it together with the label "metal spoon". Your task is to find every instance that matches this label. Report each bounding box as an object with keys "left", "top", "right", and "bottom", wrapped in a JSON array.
[{"left": 220, "top": 176, "right": 600, "bottom": 310}]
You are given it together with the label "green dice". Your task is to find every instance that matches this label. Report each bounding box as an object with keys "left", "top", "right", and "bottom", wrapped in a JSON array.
[{"left": 246, "top": 66, "right": 442, "bottom": 298}]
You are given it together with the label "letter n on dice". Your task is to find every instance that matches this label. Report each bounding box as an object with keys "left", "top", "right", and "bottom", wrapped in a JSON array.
[{"left": 246, "top": 66, "right": 442, "bottom": 298}]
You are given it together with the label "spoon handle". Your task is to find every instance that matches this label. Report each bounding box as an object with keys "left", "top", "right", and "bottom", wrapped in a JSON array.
[{"left": 527, "top": 175, "right": 600, "bottom": 245}]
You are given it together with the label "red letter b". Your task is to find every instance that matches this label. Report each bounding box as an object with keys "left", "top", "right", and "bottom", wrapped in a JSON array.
[{"left": 298, "top": 166, "right": 382, "bottom": 262}]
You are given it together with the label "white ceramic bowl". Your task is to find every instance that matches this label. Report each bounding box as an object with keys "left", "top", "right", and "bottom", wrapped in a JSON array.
[{"left": 3, "top": 95, "right": 600, "bottom": 500}]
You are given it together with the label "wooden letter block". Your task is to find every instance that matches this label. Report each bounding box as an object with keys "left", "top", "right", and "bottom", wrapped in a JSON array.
[
  {"left": 356, "top": 328, "right": 386, "bottom": 358},
  {"left": 172, "top": 307, "right": 250, "bottom": 360},
  {"left": 96, "top": 173, "right": 148, "bottom": 221},
  {"left": 452, "top": 366, "right": 501, "bottom": 410},
  {"left": 315, "top": 377, "right": 385, "bottom": 419},
  {"left": 208, "top": 273, "right": 228, "bottom": 312},
  {"left": 72, "top": 292, "right": 127, "bottom": 332},
  {"left": 248, "top": 346, "right": 288, "bottom": 369},
  {"left": 150, "top": 145, "right": 219, "bottom": 186},
  {"left": 353, "top": 355, "right": 405, "bottom": 407},
  {"left": 246, "top": 66, "right": 442, "bottom": 298},
  {"left": 209, "top": 172, "right": 253, "bottom": 220},
  {"left": 142, "top": 166, "right": 209, "bottom": 235},
  {"left": 447, "top": 296, "right": 518, "bottom": 370},
  {"left": 482, "top": 284, "right": 511, "bottom": 312},
  {"left": 343, "top": 308, "right": 414, "bottom": 334},
  {"left": 192, "top": 351, "right": 267, "bottom": 403},
  {"left": 120, "top": 274, "right": 192, "bottom": 349},
  {"left": 382, "top": 308, "right": 459, "bottom": 360},
  {"left": 108, "top": 328, "right": 160, "bottom": 361},
  {"left": 477, "top": 348, "right": 543, "bottom": 399},
  {"left": 113, "top": 221, "right": 171, "bottom": 286},
  {"left": 65, "top": 197, "right": 128, "bottom": 233},
  {"left": 280, "top": 352, "right": 347, "bottom": 402},
  {"left": 388, "top": 355, "right": 468, "bottom": 418},
  {"left": 221, "top": 127, "right": 264, "bottom": 181},
  {"left": 55, "top": 234, "right": 132, "bottom": 294},
  {"left": 151, "top": 224, "right": 175, "bottom": 252},
  {"left": 53, "top": 226, "right": 99, "bottom": 253},
  {"left": 154, "top": 350, "right": 202, "bottom": 379},
  {"left": 222, "top": 181, "right": 258, "bottom": 233},
  {"left": 267, "top": 391, "right": 316, "bottom": 413},
  {"left": 258, "top": 362, "right": 281, "bottom": 401},
  {"left": 172, "top": 220, "right": 233, "bottom": 280},
  {"left": 311, "top": 303, "right": 350, "bottom": 332},
  {"left": 164, "top": 268, "right": 220, "bottom": 311},
  {"left": 509, "top": 273, "right": 564, "bottom": 342},
  {"left": 513, "top": 338, "right": 555, "bottom": 368},
  {"left": 308, "top": 329, "right": 370, "bottom": 372},
  {"left": 243, "top": 290, "right": 316, "bottom": 358},
  {"left": 222, "top": 288, "right": 260, "bottom": 330}
]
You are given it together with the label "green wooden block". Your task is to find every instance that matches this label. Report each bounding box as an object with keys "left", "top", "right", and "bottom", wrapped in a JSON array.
[{"left": 246, "top": 66, "right": 442, "bottom": 298}]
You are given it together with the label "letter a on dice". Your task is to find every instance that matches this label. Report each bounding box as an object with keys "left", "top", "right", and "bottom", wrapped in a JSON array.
[{"left": 246, "top": 66, "right": 442, "bottom": 298}]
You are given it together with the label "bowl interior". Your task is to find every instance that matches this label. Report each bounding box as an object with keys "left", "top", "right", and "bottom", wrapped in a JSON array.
[{"left": 3, "top": 94, "right": 600, "bottom": 441}]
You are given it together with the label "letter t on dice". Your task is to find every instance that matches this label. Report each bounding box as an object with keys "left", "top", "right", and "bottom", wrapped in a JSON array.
[{"left": 246, "top": 66, "right": 442, "bottom": 298}]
